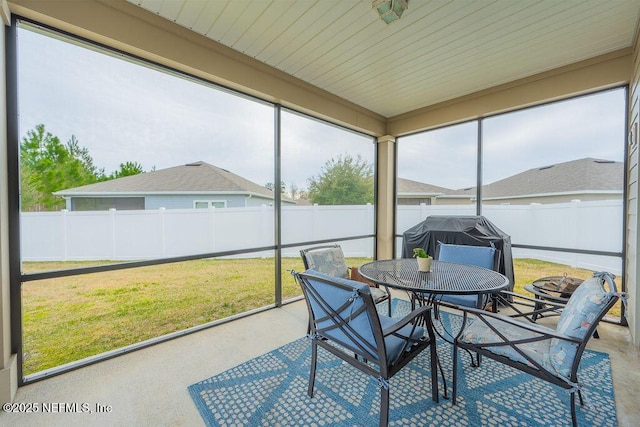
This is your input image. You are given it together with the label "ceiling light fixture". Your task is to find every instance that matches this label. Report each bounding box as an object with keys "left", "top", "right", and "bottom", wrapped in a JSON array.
[{"left": 373, "top": 0, "right": 408, "bottom": 25}]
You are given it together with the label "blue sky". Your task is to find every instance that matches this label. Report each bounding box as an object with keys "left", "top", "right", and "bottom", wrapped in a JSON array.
[{"left": 18, "top": 24, "right": 626, "bottom": 192}]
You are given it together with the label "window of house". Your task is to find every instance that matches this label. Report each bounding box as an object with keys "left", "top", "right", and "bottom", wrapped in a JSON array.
[
  {"left": 72, "top": 197, "right": 145, "bottom": 211},
  {"left": 194, "top": 200, "right": 226, "bottom": 209}
]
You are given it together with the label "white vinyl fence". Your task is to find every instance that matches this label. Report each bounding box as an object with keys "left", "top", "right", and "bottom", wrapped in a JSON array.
[
  {"left": 22, "top": 200, "right": 623, "bottom": 274},
  {"left": 21, "top": 204, "right": 376, "bottom": 261},
  {"left": 396, "top": 200, "right": 623, "bottom": 275}
]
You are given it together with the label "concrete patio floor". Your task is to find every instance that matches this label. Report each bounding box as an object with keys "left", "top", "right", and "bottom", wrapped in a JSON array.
[{"left": 1, "top": 296, "right": 638, "bottom": 427}]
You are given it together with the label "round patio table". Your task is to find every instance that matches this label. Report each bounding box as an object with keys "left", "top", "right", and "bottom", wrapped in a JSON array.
[
  {"left": 358, "top": 258, "right": 509, "bottom": 304},
  {"left": 359, "top": 258, "right": 510, "bottom": 400}
]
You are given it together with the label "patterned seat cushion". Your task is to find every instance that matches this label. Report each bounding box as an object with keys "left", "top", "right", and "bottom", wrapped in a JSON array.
[
  {"left": 460, "top": 316, "right": 555, "bottom": 373},
  {"left": 461, "top": 275, "right": 614, "bottom": 379},
  {"left": 550, "top": 276, "right": 614, "bottom": 377},
  {"left": 303, "top": 247, "right": 350, "bottom": 279}
]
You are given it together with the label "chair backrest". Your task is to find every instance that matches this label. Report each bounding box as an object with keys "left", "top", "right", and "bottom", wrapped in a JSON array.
[
  {"left": 300, "top": 245, "right": 350, "bottom": 279},
  {"left": 437, "top": 242, "right": 497, "bottom": 270},
  {"left": 550, "top": 271, "right": 621, "bottom": 377},
  {"left": 296, "top": 270, "right": 384, "bottom": 362}
]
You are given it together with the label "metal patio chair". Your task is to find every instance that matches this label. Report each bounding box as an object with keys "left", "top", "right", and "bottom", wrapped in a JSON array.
[
  {"left": 421, "top": 242, "right": 499, "bottom": 310},
  {"left": 452, "top": 271, "right": 625, "bottom": 427},
  {"left": 294, "top": 269, "right": 439, "bottom": 427},
  {"left": 491, "top": 277, "right": 602, "bottom": 339},
  {"left": 300, "top": 244, "right": 391, "bottom": 314}
]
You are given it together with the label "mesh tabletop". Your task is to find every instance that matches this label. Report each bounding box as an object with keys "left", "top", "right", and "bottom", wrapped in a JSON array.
[{"left": 359, "top": 259, "right": 509, "bottom": 296}]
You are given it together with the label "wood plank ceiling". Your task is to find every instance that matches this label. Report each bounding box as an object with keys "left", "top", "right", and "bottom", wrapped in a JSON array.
[{"left": 127, "top": 0, "right": 640, "bottom": 118}]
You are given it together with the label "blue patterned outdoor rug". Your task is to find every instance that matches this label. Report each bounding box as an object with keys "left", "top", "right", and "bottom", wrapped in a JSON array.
[{"left": 188, "top": 299, "right": 617, "bottom": 426}]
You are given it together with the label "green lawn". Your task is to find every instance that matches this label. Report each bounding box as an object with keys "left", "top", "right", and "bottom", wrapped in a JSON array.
[{"left": 21, "top": 257, "right": 612, "bottom": 375}]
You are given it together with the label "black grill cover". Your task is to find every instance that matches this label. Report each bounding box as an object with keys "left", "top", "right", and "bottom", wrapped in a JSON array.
[{"left": 401, "top": 215, "right": 514, "bottom": 290}]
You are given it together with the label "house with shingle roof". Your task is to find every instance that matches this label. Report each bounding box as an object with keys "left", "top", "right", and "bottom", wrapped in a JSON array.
[
  {"left": 399, "top": 158, "right": 623, "bottom": 205},
  {"left": 55, "top": 161, "right": 295, "bottom": 211},
  {"left": 396, "top": 178, "right": 453, "bottom": 205}
]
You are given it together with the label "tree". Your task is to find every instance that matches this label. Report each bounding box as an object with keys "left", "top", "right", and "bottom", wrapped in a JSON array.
[
  {"left": 20, "top": 124, "right": 105, "bottom": 211},
  {"left": 288, "top": 182, "right": 301, "bottom": 200},
  {"left": 19, "top": 124, "right": 144, "bottom": 211},
  {"left": 19, "top": 165, "right": 42, "bottom": 212},
  {"left": 66, "top": 135, "right": 103, "bottom": 179},
  {"left": 307, "top": 154, "right": 374, "bottom": 205},
  {"left": 110, "top": 161, "right": 144, "bottom": 179},
  {"left": 265, "top": 181, "right": 286, "bottom": 193}
]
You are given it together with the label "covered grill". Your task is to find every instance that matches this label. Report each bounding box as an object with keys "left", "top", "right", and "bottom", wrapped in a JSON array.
[{"left": 401, "top": 215, "right": 515, "bottom": 290}]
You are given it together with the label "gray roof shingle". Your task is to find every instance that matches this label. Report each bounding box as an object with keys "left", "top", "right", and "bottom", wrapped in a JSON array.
[
  {"left": 453, "top": 158, "right": 623, "bottom": 198},
  {"left": 399, "top": 158, "right": 623, "bottom": 199},
  {"left": 55, "top": 161, "right": 287, "bottom": 201},
  {"left": 397, "top": 178, "right": 453, "bottom": 195}
]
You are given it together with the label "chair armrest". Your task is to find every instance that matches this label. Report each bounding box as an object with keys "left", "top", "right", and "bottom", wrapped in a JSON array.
[
  {"left": 382, "top": 305, "right": 432, "bottom": 336},
  {"left": 457, "top": 305, "right": 582, "bottom": 344},
  {"left": 500, "top": 290, "right": 566, "bottom": 309}
]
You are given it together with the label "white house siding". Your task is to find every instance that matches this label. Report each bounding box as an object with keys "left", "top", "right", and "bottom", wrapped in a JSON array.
[
  {"left": 628, "top": 31, "right": 640, "bottom": 347},
  {"left": 144, "top": 194, "right": 273, "bottom": 209},
  {"left": 481, "top": 193, "right": 623, "bottom": 205}
]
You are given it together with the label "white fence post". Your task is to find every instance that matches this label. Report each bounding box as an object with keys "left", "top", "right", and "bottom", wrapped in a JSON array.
[
  {"left": 261, "top": 204, "right": 269, "bottom": 247},
  {"left": 109, "top": 208, "right": 117, "bottom": 259},
  {"left": 571, "top": 200, "right": 580, "bottom": 268},
  {"left": 159, "top": 207, "right": 166, "bottom": 257},
  {"left": 62, "top": 209, "right": 68, "bottom": 261},
  {"left": 529, "top": 203, "right": 540, "bottom": 249},
  {"left": 312, "top": 204, "right": 319, "bottom": 241},
  {"left": 209, "top": 206, "right": 216, "bottom": 252},
  {"left": 420, "top": 203, "right": 428, "bottom": 220}
]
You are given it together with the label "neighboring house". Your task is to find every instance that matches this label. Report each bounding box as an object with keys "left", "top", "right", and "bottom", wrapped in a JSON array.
[
  {"left": 396, "top": 178, "right": 454, "bottom": 205},
  {"left": 55, "top": 161, "right": 295, "bottom": 211},
  {"left": 399, "top": 158, "right": 623, "bottom": 205}
]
